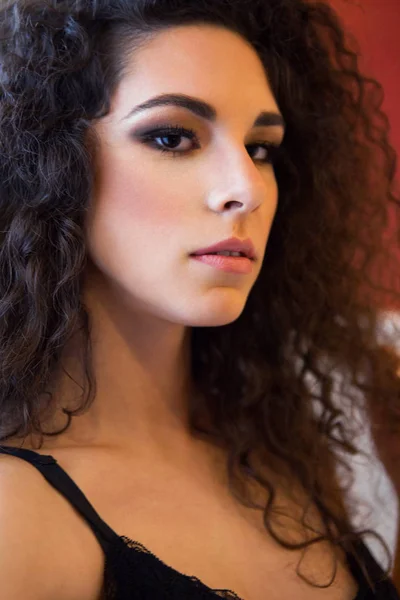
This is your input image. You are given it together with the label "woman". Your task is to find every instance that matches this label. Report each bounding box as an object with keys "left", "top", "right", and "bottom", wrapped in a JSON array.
[{"left": 0, "top": 0, "right": 399, "bottom": 598}]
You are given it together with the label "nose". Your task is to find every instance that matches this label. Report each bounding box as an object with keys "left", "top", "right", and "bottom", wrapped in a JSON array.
[{"left": 205, "top": 145, "right": 275, "bottom": 216}]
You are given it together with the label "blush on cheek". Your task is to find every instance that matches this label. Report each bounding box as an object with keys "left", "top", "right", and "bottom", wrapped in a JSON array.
[{"left": 88, "top": 139, "right": 194, "bottom": 274}]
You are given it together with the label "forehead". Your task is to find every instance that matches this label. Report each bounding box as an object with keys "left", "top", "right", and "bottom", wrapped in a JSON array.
[{"left": 110, "top": 24, "right": 279, "bottom": 121}]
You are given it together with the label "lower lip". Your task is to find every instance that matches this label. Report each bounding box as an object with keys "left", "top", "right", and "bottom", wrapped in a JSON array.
[{"left": 190, "top": 254, "right": 254, "bottom": 274}]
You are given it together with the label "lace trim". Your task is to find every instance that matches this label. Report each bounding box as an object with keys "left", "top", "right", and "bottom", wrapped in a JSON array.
[
  {"left": 102, "top": 534, "right": 381, "bottom": 600},
  {"left": 103, "top": 534, "right": 244, "bottom": 599}
]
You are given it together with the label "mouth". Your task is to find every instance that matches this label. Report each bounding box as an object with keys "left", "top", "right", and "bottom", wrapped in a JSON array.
[
  {"left": 190, "top": 253, "right": 254, "bottom": 275},
  {"left": 191, "top": 237, "right": 257, "bottom": 261}
]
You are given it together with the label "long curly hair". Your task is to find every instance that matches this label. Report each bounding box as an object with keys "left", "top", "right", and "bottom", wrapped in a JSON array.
[{"left": 0, "top": 0, "right": 399, "bottom": 590}]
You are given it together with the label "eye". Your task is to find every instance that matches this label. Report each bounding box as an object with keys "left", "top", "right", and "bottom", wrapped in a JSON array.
[
  {"left": 137, "top": 124, "right": 281, "bottom": 164},
  {"left": 246, "top": 142, "right": 281, "bottom": 165},
  {"left": 137, "top": 124, "right": 200, "bottom": 157}
]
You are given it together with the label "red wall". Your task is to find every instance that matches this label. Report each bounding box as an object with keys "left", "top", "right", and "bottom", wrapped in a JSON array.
[
  {"left": 330, "top": 0, "right": 400, "bottom": 309},
  {"left": 329, "top": 0, "right": 400, "bottom": 153}
]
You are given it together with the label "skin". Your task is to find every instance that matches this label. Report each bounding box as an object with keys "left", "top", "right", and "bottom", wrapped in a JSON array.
[
  {"left": 0, "top": 25, "right": 364, "bottom": 600},
  {"left": 46, "top": 23, "right": 284, "bottom": 459}
]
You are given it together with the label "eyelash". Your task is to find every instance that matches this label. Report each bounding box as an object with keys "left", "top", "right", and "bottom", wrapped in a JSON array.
[{"left": 138, "top": 124, "right": 281, "bottom": 165}]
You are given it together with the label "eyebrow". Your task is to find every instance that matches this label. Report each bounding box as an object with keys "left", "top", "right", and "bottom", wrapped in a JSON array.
[{"left": 122, "top": 93, "right": 285, "bottom": 130}]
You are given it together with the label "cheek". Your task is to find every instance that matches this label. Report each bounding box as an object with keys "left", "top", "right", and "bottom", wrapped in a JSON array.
[{"left": 85, "top": 154, "right": 188, "bottom": 274}]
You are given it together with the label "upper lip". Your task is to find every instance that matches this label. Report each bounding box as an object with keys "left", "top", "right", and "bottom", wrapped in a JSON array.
[{"left": 191, "top": 237, "right": 256, "bottom": 260}]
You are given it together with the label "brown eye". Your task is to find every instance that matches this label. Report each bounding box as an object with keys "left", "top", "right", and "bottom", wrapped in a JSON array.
[
  {"left": 246, "top": 142, "right": 281, "bottom": 165},
  {"left": 138, "top": 125, "right": 200, "bottom": 157},
  {"left": 137, "top": 124, "right": 281, "bottom": 165}
]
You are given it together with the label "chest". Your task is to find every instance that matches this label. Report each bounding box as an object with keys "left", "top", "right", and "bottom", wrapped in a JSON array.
[
  {"left": 104, "top": 503, "right": 358, "bottom": 600},
  {"left": 77, "top": 460, "right": 359, "bottom": 600},
  {"left": 48, "top": 445, "right": 360, "bottom": 600}
]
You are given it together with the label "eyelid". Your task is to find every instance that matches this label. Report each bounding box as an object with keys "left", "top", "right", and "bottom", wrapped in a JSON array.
[
  {"left": 133, "top": 121, "right": 197, "bottom": 138},
  {"left": 133, "top": 121, "right": 283, "bottom": 145}
]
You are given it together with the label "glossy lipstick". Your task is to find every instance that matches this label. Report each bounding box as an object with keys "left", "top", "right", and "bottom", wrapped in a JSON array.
[
  {"left": 190, "top": 253, "right": 253, "bottom": 274},
  {"left": 190, "top": 237, "right": 256, "bottom": 274},
  {"left": 191, "top": 237, "right": 256, "bottom": 260}
]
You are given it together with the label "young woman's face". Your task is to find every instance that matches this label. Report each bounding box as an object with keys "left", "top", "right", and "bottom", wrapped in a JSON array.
[{"left": 85, "top": 25, "right": 285, "bottom": 327}]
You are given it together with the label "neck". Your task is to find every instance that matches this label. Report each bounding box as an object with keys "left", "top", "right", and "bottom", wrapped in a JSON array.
[{"left": 42, "top": 268, "right": 196, "bottom": 454}]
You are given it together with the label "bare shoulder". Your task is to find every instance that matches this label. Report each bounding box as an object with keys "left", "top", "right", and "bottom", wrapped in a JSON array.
[{"left": 0, "top": 452, "right": 105, "bottom": 600}]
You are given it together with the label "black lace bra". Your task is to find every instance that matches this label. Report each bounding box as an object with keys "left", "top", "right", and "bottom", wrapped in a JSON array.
[{"left": 0, "top": 445, "right": 398, "bottom": 600}]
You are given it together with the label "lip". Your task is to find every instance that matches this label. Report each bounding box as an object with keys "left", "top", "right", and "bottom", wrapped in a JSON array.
[
  {"left": 190, "top": 237, "right": 256, "bottom": 260},
  {"left": 190, "top": 254, "right": 253, "bottom": 274}
]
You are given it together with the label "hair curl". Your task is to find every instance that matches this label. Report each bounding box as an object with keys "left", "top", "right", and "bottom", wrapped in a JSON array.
[{"left": 0, "top": 0, "right": 399, "bottom": 592}]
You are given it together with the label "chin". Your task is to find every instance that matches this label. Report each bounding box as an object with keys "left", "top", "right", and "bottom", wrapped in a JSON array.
[
  {"left": 195, "top": 314, "right": 243, "bottom": 328},
  {"left": 185, "top": 301, "right": 247, "bottom": 328}
]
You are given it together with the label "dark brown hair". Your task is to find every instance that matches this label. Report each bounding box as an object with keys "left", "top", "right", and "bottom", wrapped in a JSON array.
[{"left": 0, "top": 0, "right": 399, "bottom": 590}]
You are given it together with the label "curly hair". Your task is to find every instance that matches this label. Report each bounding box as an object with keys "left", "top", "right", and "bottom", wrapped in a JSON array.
[{"left": 0, "top": 0, "right": 399, "bottom": 591}]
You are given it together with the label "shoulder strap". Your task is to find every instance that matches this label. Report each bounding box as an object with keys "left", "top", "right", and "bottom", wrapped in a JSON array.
[{"left": 0, "top": 444, "right": 120, "bottom": 554}]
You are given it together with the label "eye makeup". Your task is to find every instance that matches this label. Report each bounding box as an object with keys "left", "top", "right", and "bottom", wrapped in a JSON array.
[{"left": 131, "top": 121, "right": 284, "bottom": 165}]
